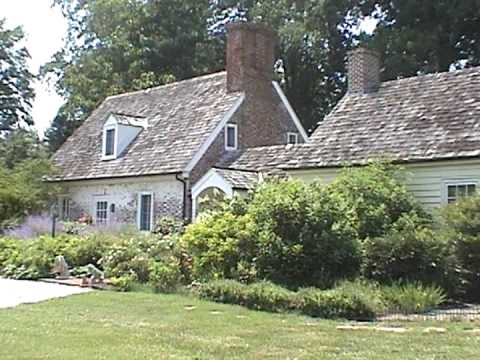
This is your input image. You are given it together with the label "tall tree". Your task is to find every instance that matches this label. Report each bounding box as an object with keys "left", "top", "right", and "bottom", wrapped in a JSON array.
[
  {"left": 0, "top": 19, "right": 35, "bottom": 133},
  {"left": 361, "top": 0, "right": 480, "bottom": 80},
  {"left": 43, "top": 0, "right": 225, "bottom": 151}
]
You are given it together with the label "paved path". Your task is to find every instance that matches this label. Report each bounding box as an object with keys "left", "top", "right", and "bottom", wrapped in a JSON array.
[{"left": 0, "top": 278, "right": 90, "bottom": 309}]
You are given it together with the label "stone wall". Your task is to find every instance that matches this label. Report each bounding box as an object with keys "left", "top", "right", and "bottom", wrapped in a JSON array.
[{"left": 64, "top": 175, "right": 184, "bottom": 227}]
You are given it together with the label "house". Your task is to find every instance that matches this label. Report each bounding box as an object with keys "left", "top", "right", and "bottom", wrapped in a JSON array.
[
  {"left": 218, "top": 48, "right": 480, "bottom": 210},
  {"left": 53, "top": 22, "right": 480, "bottom": 228},
  {"left": 51, "top": 23, "right": 308, "bottom": 229}
]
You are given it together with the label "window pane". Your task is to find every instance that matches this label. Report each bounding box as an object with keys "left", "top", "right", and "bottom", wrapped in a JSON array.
[
  {"left": 226, "top": 126, "right": 236, "bottom": 148},
  {"left": 457, "top": 185, "right": 466, "bottom": 197},
  {"left": 96, "top": 201, "right": 108, "bottom": 224},
  {"left": 288, "top": 134, "right": 297, "bottom": 144},
  {"left": 140, "top": 194, "right": 152, "bottom": 231},
  {"left": 467, "top": 184, "right": 476, "bottom": 196},
  {"left": 105, "top": 129, "right": 115, "bottom": 156},
  {"left": 447, "top": 185, "right": 456, "bottom": 198}
]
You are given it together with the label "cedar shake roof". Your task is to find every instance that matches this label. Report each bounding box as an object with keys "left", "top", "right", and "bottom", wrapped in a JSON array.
[
  {"left": 213, "top": 168, "right": 259, "bottom": 189},
  {"left": 222, "top": 66, "right": 480, "bottom": 171},
  {"left": 52, "top": 72, "right": 243, "bottom": 181}
]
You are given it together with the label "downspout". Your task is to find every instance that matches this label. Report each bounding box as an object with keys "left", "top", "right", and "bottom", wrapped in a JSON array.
[{"left": 176, "top": 172, "right": 191, "bottom": 224}]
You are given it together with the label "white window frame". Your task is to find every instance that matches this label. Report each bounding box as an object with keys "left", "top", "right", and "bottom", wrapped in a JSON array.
[
  {"left": 225, "top": 123, "right": 238, "bottom": 151},
  {"left": 137, "top": 192, "right": 154, "bottom": 232},
  {"left": 102, "top": 125, "right": 118, "bottom": 160},
  {"left": 95, "top": 200, "right": 109, "bottom": 225},
  {"left": 442, "top": 179, "right": 478, "bottom": 204},
  {"left": 59, "top": 196, "right": 71, "bottom": 220},
  {"left": 287, "top": 132, "right": 299, "bottom": 145}
]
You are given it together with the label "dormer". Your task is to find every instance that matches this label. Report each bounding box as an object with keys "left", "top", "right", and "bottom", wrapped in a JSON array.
[{"left": 102, "top": 113, "right": 148, "bottom": 160}]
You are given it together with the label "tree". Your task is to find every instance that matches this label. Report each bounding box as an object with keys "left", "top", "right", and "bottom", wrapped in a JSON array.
[
  {"left": 0, "top": 19, "right": 35, "bottom": 133},
  {"left": 43, "top": 0, "right": 224, "bottom": 151},
  {"left": 361, "top": 0, "right": 480, "bottom": 80},
  {"left": 0, "top": 129, "right": 49, "bottom": 169}
]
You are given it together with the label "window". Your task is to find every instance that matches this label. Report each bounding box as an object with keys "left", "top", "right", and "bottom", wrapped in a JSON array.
[
  {"left": 445, "top": 182, "right": 477, "bottom": 203},
  {"left": 138, "top": 193, "right": 153, "bottom": 231},
  {"left": 104, "top": 128, "right": 116, "bottom": 157},
  {"left": 96, "top": 201, "right": 108, "bottom": 225},
  {"left": 225, "top": 124, "right": 238, "bottom": 150},
  {"left": 60, "top": 197, "right": 71, "bottom": 220},
  {"left": 287, "top": 132, "right": 298, "bottom": 145}
]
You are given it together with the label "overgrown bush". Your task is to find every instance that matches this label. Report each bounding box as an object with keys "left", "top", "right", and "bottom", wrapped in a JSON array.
[
  {"left": 439, "top": 195, "right": 480, "bottom": 300},
  {"left": 149, "top": 258, "right": 183, "bottom": 293},
  {"left": 362, "top": 212, "right": 455, "bottom": 291},
  {"left": 248, "top": 179, "right": 361, "bottom": 288},
  {"left": 382, "top": 282, "right": 446, "bottom": 314},
  {"left": 181, "top": 211, "right": 256, "bottom": 282},
  {"left": 198, "top": 280, "right": 294, "bottom": 313},
  {"left": 328, "top": 162, "right": 429, "bottom": 240}
]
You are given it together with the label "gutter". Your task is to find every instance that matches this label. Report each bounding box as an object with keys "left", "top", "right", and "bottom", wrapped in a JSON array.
[{"left": 176, "top": 173, "right": 191, "bottom": 223}]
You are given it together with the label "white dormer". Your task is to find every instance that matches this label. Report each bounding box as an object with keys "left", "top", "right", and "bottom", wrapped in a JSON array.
[{"left": 102, "top": 113, "right": 148, "bottom": 160}]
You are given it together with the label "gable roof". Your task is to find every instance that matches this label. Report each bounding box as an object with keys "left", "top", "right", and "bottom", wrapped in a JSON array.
[
  {"left": 52, "top": 72, "right": 243, "bottom": 181},
  {"left": 213, "top": 168, "right": 259, "bottom": 189},
  {"left": 222, "top": 66, "right": 480, "bottom": 171}
]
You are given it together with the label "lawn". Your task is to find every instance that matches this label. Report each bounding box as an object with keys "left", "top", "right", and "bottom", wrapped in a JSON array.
[{"left": 0, "top": 291, "right": 479, "bottom": 359}]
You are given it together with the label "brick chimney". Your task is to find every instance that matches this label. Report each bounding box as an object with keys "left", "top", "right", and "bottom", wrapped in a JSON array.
[
  {"left": 226, "top": 22, "right": 277, "bottom": 94},
  {"left": 347, "top": 47, "right": 381, "bottom": 94}
]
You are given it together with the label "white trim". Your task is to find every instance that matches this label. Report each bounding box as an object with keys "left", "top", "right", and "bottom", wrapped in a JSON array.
[
  {"left": 441, "top": 178, "right": 478, "bottom": 204},
  {"left": 183, "top": 94, "right": 245, "bottom": 175},
  {"left": 272, "top": 81, "right": 309, "bottom": 142},
  {"left": 191, "top": 169, "right": 233, "bottom": 219},
  {"left": 94, "top": 196, "right": 110, "bottom": 225},
  {"left": 225, "top": 123, "right": 238, "bottom": 150},
  {"left": 102, "top": 124, "right": 118, "bottom": 160},
  {"left": 287, "top": 132, "right": 299, "bottom": 145},
  {"left": 137, "top": 192, "right": 154, "bottom": 231}
]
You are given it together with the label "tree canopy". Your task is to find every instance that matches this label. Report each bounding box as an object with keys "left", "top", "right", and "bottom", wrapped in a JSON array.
[{"left": 0, "top": 19, "right": 35, "bottom": 133}]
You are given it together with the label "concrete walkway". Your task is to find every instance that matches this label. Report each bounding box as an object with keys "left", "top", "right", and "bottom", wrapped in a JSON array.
[{"left": 0, "top": 278, "right": 90, "bottom": 309}]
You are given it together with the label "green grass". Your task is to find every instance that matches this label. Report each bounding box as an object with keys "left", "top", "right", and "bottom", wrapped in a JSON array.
[{"left": 0, "top": 291, "right": 479, "bottom": 359}]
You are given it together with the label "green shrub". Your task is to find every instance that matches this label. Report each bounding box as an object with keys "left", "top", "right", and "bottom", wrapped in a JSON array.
[
  {"left": 149, "top": 259, "right": 183, "bottom": 293},
  {"left": 382, "top": 282, "right": 446, "bottom": 314},
  {"left": 328, "top": 162, "right": 429, "bottom": 240},
  {"left": 181, "top": 211, "right": 256, "bottom": 282},
  {"left": 439, "top": 195, "right": 480, "bottom": 300},
  {"left": 295, "top": 287, "right": 377, "bottom": 320},
  {"left": 110, "top": 274, "right": 137, "bottom": 292},
  {"left": 242, "top": 281, "right": 295, "bottom": 312},
  {"left": 248, "top": 179, "right": 361, "bottom": 288},
  {"left": 362, "top": 213, "right": 455, "bottom": 291},
  {"left": 198, "top": 279, "right": 247, "bottom": 305},
  {"left": 198, "top": 280, "right": 294, "bottom": 313}
]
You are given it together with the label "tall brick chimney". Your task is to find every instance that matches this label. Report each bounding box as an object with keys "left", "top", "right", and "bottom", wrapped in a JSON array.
[
  {"left": 347, "top": 47, "right": 381, "bottom": 94},
  {"left": 226, "top": 22, "right": 277, "bottom": 94}
]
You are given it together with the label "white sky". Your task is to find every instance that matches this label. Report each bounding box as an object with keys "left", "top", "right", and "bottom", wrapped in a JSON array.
[{"left": 2, "top": 0, "right": 68, "bottom": 137}]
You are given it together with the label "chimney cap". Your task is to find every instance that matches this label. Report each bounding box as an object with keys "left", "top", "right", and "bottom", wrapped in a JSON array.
[
  {"left": 226, "top": 22, "right": 277, "bottom": 39},
  {"left": 347, "top": 46, "right": 380, "bottom": 59}
]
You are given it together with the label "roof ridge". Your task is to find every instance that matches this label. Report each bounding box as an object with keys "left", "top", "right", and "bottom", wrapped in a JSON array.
[
  {"left": 106, "top": 71, "right": 227, "bottom": 100},
  {"left": 380, "top": 65, "right": 480, "bottom": 87}
]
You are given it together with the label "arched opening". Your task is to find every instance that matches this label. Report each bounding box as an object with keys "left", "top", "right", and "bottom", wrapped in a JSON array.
[{"left": 195, "top": 187, "right": 227, "bottom": 218}]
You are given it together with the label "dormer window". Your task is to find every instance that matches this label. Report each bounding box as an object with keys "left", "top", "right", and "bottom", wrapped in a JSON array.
[
  {"left": 287, "top": 132, "right": 298, "bottom": 145},
  {"left": 105, "top": 128, "right": 116, "bottom": 156},
  {"left": 225, "top": 124, "right": 238, "bottom": 150},
  {"left": 102, "top": 113, "right": 148, "bottom": 161},
  {"left": 102, "top": 125, "right": 118, "bottom": 160}
]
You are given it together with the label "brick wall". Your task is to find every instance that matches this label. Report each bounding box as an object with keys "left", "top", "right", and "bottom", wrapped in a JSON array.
[{"left": 347, "top": 47, "right": 381, "bottom": 94}]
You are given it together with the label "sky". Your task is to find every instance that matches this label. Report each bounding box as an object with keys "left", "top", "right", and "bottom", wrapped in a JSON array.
[{"left": 3, "top": 0, "right": 68, "bottom": 137}]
